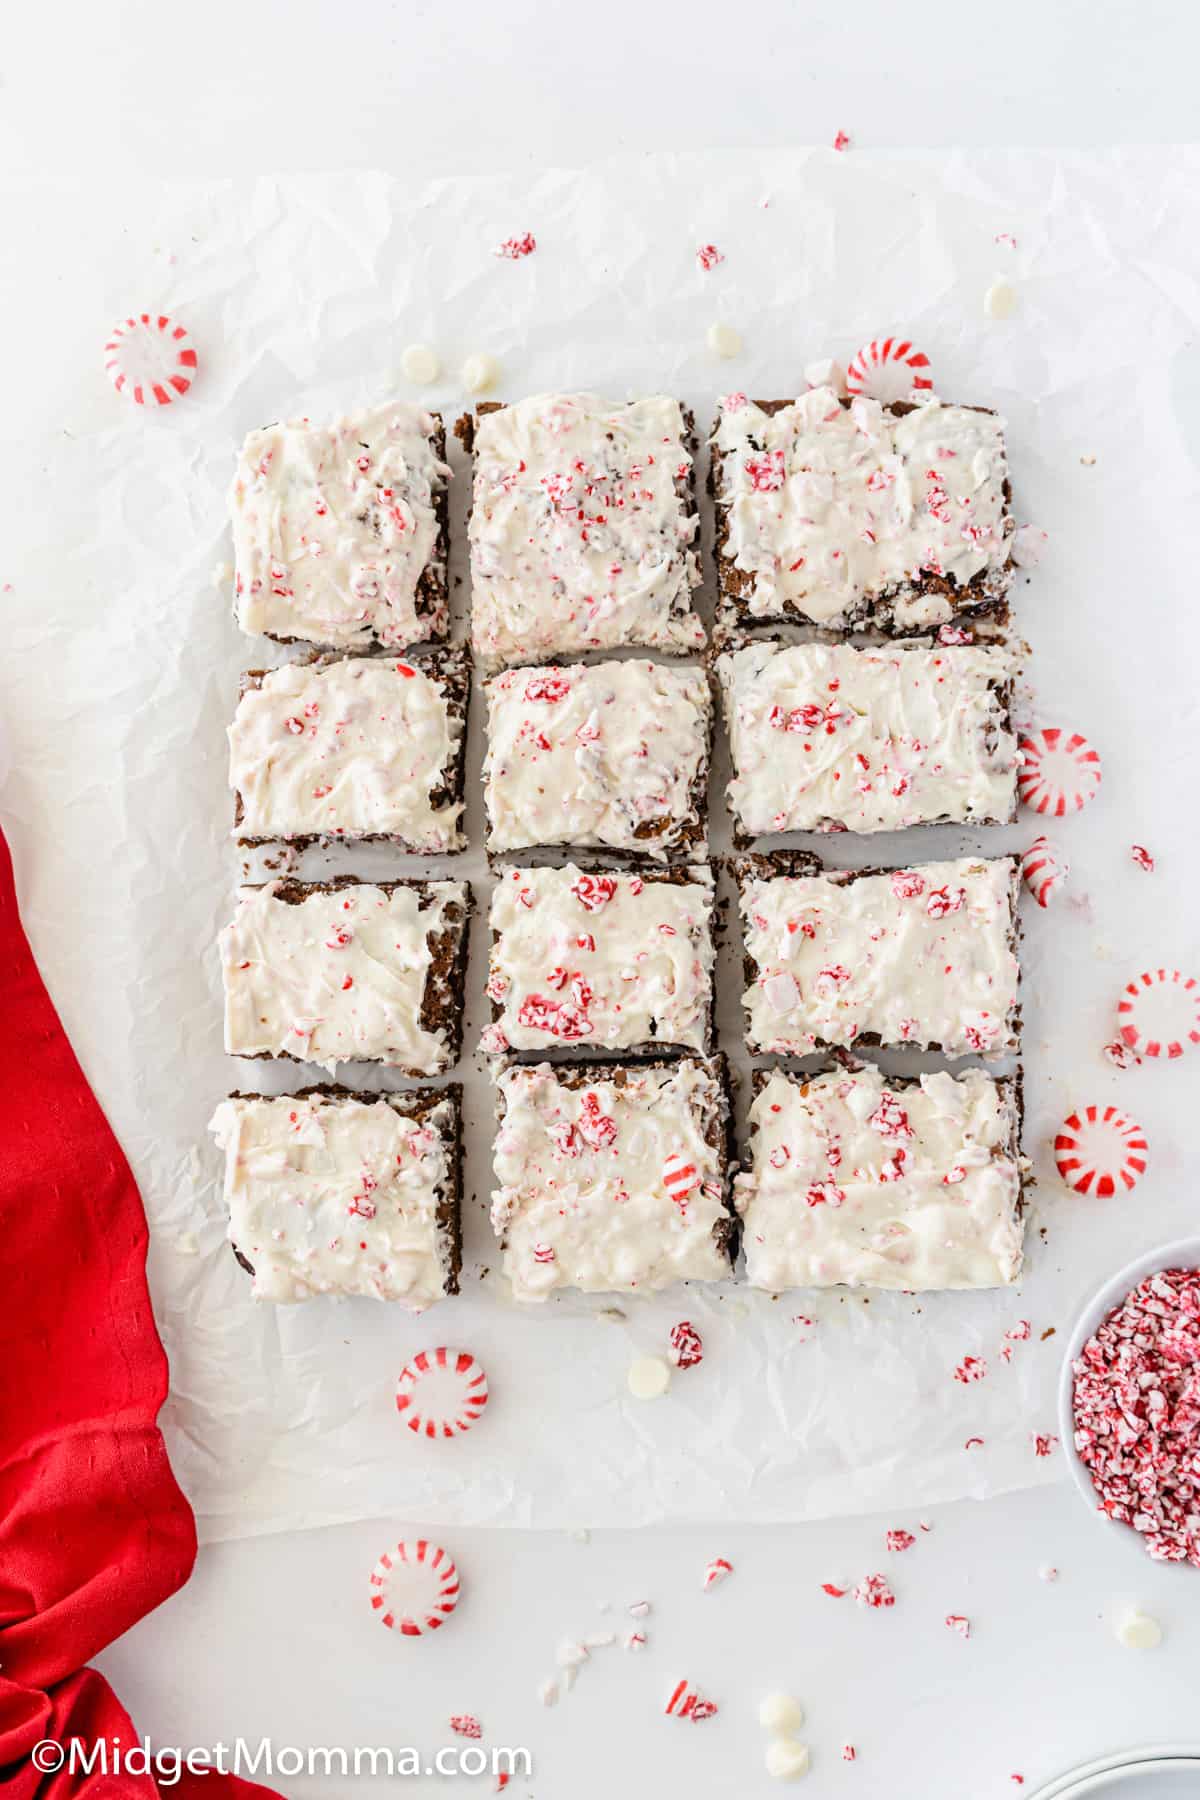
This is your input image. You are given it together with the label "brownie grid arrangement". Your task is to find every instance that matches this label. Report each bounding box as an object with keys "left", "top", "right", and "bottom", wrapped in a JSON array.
[{"left": 210, "top": 377, "right": 1028, "bottom": 1311}]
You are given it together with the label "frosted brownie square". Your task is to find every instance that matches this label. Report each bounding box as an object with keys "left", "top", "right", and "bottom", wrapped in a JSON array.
[
  {"left": 208, "top": 1086, "right": 462, "bottom": 1307},
  {"left": 231, "top": 404, "right": 449, "bottom": 649},
  {"left": 230, "top": 647, "right": 468, "bottom": 850},
  {"left": 710, "top": 388, "right": 1013, "bottom": 633},
  {"left": 735, "top": 854, "right": 1020, "bottom": 1058},
  {"left": 484, "top": 863, "right": 714, "bottom": 1056},
  {"left": 716, "top": 640, "right": 1017, "bottom": 840},
  {"left": 736, "top": 1064, "right": 1024, "bottom": 1292},
  {"left": 222, "top": 877, "right": 471, "bottom": 1076},
  {"left": 460, "top": 393, "right": 704, "bottom": 668},
  {"left": 483, "top": 660, "right": 710, "bottom": 859},
  {"left": 491, "top": 1057, "right": 735, "bottom": 1301}
]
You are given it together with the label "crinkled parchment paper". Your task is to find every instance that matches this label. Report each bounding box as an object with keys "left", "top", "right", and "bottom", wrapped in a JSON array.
[{"left": 2, "top": 149, "right": 1198, "bottom": 1541}]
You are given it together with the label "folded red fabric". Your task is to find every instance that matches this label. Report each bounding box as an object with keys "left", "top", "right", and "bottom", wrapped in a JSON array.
[{"left": 0, "top": 830, "right": 278, "bottom": 1797}]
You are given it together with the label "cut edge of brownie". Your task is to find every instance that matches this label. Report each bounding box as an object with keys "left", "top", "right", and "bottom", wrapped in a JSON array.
[
  {"left": 458, "top": 398, "right": 706, "bottom": 670},
  {"left": 485, "top": 862, "right": 716, "bottom": 1060},
  {"left": 232, "top": 642, "right": 471, "bottom": 850},
  {"left": 714, "top": 637, "right": 1019, "bottom": 846},
  {"left": 708, "top": 396, "right": 1014, "bottom": 637},
  {"left": 732, "top": 852, "right": 1022, "bottom": 1057},
  {"left": 229, "top": 876, "right": 472, "bottom": 1074},
  {"left": 483, "top": 662, "right": 712, "bottom": 863},
  {"left": 743, "top": 1060, "right": 1026, "bottom": 1224},
  {"left": 493, "top": 1053, "right": 739, "bottom": 1271},
  {"left": 225, "top": 1082, "right": 464, "bottom": 1298},
  {"left": 256, "top": 414, "right": 452, "bottom": 652}
]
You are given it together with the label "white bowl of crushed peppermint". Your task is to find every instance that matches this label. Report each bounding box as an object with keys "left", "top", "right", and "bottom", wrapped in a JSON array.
[{"left": 1058, "top": 1239, "right": 1200, "bottom": 1570}]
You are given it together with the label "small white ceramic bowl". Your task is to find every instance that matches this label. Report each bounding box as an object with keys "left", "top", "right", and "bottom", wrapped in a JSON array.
[{"left": 1057, "top": 1236, "right": 1200, "bottom": 1565}]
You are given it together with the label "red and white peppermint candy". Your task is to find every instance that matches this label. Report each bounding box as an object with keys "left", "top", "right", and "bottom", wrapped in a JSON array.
[
  {"left": 664, "top": 1679, "right": 718, "bottom": 1721},
  {"left": 1021, "top": 836, "right": 1069, "bottom": 907},
  {"left": 845, "top": 337, "right": 934, "bottom": 404},
  {"left": 1017, "top": 728, "right": 1102, "bottom": 816},
  {"left": 702, "top": 1557, "right": 733, "bottom": 1590},
  {"left": 1116, "top": 968, "right": 1200, "bottom": 1060},
  {"left": 396, "top": 1347, "right": 489, "bottom": 1439},
  {"left": 1054, "top": 1105, "right": 1148, "bottom": 1197},
  {"left": 369, "top": 1539, "right": 460, "bottom": 1635},
  {"left": 662, "top": 1153, "right": 699, "bottom": 1200},
  {"left": 103, "top": 312, "right": 197, "bottom": 406}
]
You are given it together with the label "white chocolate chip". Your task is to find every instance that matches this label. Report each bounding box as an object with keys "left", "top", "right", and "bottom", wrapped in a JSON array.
[
  {"left": 627, "top": 1355, "right": 671, "bottom": 1399},
  {"left": 984, "top": 279, "right": 1018, "bottom": 319},
  {"left": 758, "top": 1693, "right": 805, "bottom": 1735},
  {"left": 765, "top": 1739, "right": 811, "bottom": 1780},
  {"left": 1116, "top": 1609, "right": 1163, "bottom": 1650},
  {"left": 461, "top": 352, "right": 500, "bottom": 394},
  {"left": 707, "top": 321, "right": 742, "bottom": 359},
  {"left": 400, "top": 343, "right": 440, "bottom": 384}
]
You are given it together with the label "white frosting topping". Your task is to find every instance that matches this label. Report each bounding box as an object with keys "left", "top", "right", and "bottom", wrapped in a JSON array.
[
  {"left": 717, "top": 640, "right": 1017, "bottom": 836},
  {"left": 740, "top": 857, "right": 1019, "bottom": 1056},
  {"left": 232, "top": 405, "right": 447, "bottom": 648},
  {"left": 230, "top": 655, "right": 464, "bottom": 848},
  {"left": 713, "top": 389, "right": 1011, "bottom": 626},
  {"left": 469, "top": 394, "right": 703, "bottom": 667},
  {"left": 736, "top": 1066, "right": 1023, "bottom": 1292},
  {"left": 208, "top": 1092, "right": 456, "bottom": 1308},
  {"left": 492, "top": 1060, "right": 731, "bottom": 1301},
  {"left": 222, "top": 880, "right": 466, "bottom": 1075},
  {"left": 486, "top": 864, "right": 714, "bottom": 1053},
  {"left": 483, "top": 661, "right": 709, "bottom": 858}
]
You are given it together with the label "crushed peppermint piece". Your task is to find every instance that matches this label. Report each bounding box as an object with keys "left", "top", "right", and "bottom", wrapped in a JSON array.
[
  {"left": 628, "top": 1599, "right": 651, "bottom": 1618},
  {"left": 668, "top": 1320, "right": 704, "bottom": 1369},
  {"left": 696, "top": 243, "right": 725, "bottom": 272},
  {"left": 1032, "top": 1433, "right": 1058, "bottom": 1457},
  {"left": 624, "top": 1630, "right": 647, "bottom": 1651},
  {"left": 945, "top": 1614, "right": 971, "bottom": 1640},
  {"left": 702, "top": 1557, "right": 733, "bottom": 1590},
  {"left": 833, "top": 130, "right": 851, "bottom": 151},
  {"left": 852, "top": 1573, "right": 895, "bottom": 1609},
  {"left": 843, "top": 1745, "right": 857, "bottom": 1763},
  {"left": 1103, "top": 1038, "right": 1141, "bottom": 1070},
  {"left": 1012, "top": 525, "right": 1048, "bottom": 567},
  {"left": 449, "top": 1716, "right": 482, "bottom": 1740},
  {"left": 954, "top": 1356, "right": 988, "bottom": 1385},
  {"left": 664, "top": 1679, "right": 718, "bottom": 1721},
  {"left": 821, "top": 1582, "right": 848, "bottom": 1598},
  {"left": 885, "top": 1529, "right": 915, "bottom": 1553},
  {"left": 1130, "top": 844, "right": 1155, "bottom": 873},
  {"left": 494, "top": 232, "right": 536, "bottom": 260},
  {"left": 1072, "top": 1268, "right": 1200, "bottom": 1568},
  {"left": 1038, "top": 1565, "right": 1058, "bottom": 1582}
]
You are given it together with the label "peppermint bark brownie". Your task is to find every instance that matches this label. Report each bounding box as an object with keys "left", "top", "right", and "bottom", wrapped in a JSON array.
[
  {"left": 231, "top": 405, "right": 450, "bottom": 649},
  {"left": 710, "top": 389, "right": 1013, "bottom": 633},
  {"left": 483, "top": 660, "right": 710, "bottom": 860},
  {"left": 230, "top": 646, "right": 469, "bottom": 850},
  {"left": 484, "top": 864, "right": 715, "bottom": 1056},
  {"left": 221, "top": 877, "right": 471, "bottom": 1076},
  {"left": 208, "top": 1085, "right": 463, "bottom": 1308},
  {"left": 717, "top": 639, "right": 1018, "bottom": 840},
  {"left": 491, "top": 1057, "right": 735, "bottom": 1302},
  {"left": 735, "top": 854, "right": 1020, "bottom": 1057},
  {"left": 459, "top": 394, "right": 704, "bottom": 668},
  {"left": 736, "top": 1064, "right": 1025, "bottom": 1292}
]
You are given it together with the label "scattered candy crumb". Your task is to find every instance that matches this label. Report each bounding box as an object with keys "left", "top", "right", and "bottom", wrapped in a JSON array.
[
  {"left": 703, "top": 1557, "right": 733, "bottom": 1590},
  {"left": 665, "top": 1679, "right": 718, "bottom": 1721},
  {"left": 668, "top": 1320, "right": 703, "bottom": 1369},
  {"left": 628, "top": 1599, "right": 651, "bottom": 1618},
  {"left": 494, "top": 232, "right": 536, "bottom": 260},
  {"left": 1032, "top": 1433, "right": 1058, "bottom": 1458},
  {"left": 945, "top": 1614, "right": 971, "bottom": 1640},
  {"left": 999, "top": 1320, "right": 1032, "bottom": 1363},
  {"left": 843, "top": 1745, "right": 857, "bottom": 1763},
  {"left": 624, "top": 1631, "right": 647, "bottom": 1651},
  {"left": 852, "top": 1574, "right": 895, "bottom": 1609},
  {"left": 696, "top": 243, "right": 725, "bottom": 273},
  {"left": 821, "top": 1582, "right": 848, "bottom": 1598},
  {"left": 1038, "top": 1565, "right": 1059, "bottom": 1583},
  {"left": 1102, "top": 1038, "right": 1141, "bottom": 1070},
  {"left": 449, "top": 1716, "right": 481, "bottom": 1740},
  {"left": 954, "top": 1355, "right": 988, "bottom": 1384},
  {"left": 995, "top": 233, "right": 1018, "bottom": 249},
  {"left": 965, "top": 1437, "right": 985, "bottom": 1450},
  {"left": 885, "top": 1529, "right": 915, "bottom": 1553},
  {"left": 833, "top": 130, "right": 851, "bottom": 152},
  {"left": 1130, "top": 844, "right": 1155, "bottom": 873}
]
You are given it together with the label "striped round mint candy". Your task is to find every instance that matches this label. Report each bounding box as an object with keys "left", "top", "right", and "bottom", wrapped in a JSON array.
[
  {"left": 1054, "top": 1105, "right": 1148, "bottom": 1198},
  {"left": 662, "top": 1153, "right": 699, "bottom": 1200},
  {"left": 396, "top": 1347, "right": 489, "bottom": 1439},
  {"left": 103, "top": 313, "right": 198, "bottom": 406},
  {"left": 1117, "top": 968, "right": 1200, "bottom": 1060},
  {"left": 1020, "top": 835, "right": 1069, "bottom": 907},
  {"left": 1017, "top": 728, "right": 1102, "bottom": 816},
  {"left": 845, "top": 336, "right": 934, "bottom": 404},
  {"left": 369, "top": 1539, "right": 460, "bottom": 1636}
]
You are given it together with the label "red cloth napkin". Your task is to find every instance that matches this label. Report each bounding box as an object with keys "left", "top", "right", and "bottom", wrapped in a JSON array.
[{"left": 0, "top": 829, "right": 279, "bottom": 1797}]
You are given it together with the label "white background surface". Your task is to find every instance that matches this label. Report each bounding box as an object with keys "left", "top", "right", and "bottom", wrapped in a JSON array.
[{"left": 2, "top": 1, "right": 1199, "bottom": 1794}]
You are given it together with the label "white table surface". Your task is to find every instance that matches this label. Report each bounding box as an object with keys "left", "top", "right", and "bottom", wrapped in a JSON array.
[{"left": 5, "top": 1, "right": 1198, "bottom": 1793}]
